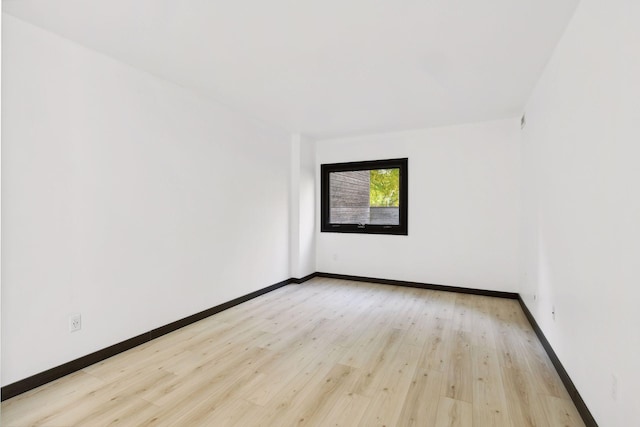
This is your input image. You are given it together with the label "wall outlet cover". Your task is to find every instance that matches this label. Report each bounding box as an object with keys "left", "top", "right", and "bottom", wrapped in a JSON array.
[{"left": 69, "top": 314, "right": 82, "bottom": 333}]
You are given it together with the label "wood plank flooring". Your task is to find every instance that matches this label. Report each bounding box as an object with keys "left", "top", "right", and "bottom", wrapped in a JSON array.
[{"left": 1, "top": 278, "right": 585, "bottom": 426}]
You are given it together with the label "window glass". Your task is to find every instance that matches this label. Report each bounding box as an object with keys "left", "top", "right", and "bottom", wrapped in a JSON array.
[{"left": 321, "top": 158, "right": 407, "bottom": 235}]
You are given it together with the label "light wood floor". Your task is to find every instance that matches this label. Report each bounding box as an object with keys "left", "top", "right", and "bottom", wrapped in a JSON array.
[{"left": 1, "top": 278, "right": 585, "bottom": 426}]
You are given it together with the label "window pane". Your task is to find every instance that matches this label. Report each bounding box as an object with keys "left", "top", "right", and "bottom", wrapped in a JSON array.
[
  {"left": 329, "top": 168, "right": 400, "bottom": 225},
  {"left": 369, "top": 168, "right": 400, "bottom": 225},
  {"left": 329, "top": 170, "right": 370, "bottom": 224}
]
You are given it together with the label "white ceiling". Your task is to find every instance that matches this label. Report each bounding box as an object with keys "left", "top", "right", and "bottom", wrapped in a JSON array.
[{"left": 3, "top": 0, "right": 579, "bottom": 138}]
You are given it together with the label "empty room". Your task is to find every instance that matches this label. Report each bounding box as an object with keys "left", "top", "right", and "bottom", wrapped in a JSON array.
[{"left": 1, "top": 0, "right": 638, "bottom": 426}]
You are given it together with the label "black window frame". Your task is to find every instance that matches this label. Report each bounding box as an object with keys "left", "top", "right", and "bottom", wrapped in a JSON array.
[{"left": 321, "top": 158, "right": 408, "bottom": 235}]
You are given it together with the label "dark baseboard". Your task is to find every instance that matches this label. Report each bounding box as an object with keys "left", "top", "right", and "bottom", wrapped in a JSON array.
[
  {"left": 517, "top": 296, "right": 598, "bottom": 427},
  {"left": 315, "top": 272, "right": 519, "bottom": 299},
  {"left": 1, "top": 276, "right": 315, "bottom": 401},
  {"left": 290, "top": 272, "right": 319, "bottom": 284}
]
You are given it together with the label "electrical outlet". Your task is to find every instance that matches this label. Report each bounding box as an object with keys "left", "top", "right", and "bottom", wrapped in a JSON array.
[
  {"left": 551, "top": 306, "right": 556, "bottom": 321},
  {"left": 69, "top": 314, "right": 82, "bottom": 333},
  {"left": 612, "top": 374, "right": 618, "bottom": 401}
]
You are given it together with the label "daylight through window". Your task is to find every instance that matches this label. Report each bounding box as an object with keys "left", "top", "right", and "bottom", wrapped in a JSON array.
[{"left": 321, "top": 158, "right": 407, "bottom": 235}]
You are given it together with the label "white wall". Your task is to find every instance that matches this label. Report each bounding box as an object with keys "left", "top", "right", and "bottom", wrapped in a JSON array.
[
  {"left": 520, "top": 0, "right": 640, "bottom": 425},
  {"left": 289, "top": 134, "right": 316, "bottom": 278},
  {"left": 1, "top": 15, "right": 290, "bottom": 386},
  {"left": 316, "top": 118, "right": 521, "bottom": 292}
]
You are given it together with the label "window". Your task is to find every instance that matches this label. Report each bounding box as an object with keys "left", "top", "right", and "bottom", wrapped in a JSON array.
[{"left": 321, "top": 158, "right": 408, "bottom": 235}]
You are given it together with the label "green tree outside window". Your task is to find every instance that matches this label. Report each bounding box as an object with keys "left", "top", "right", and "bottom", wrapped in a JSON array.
[{"left": 370, "top": 169, "right": 400, "bottom": 207}]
